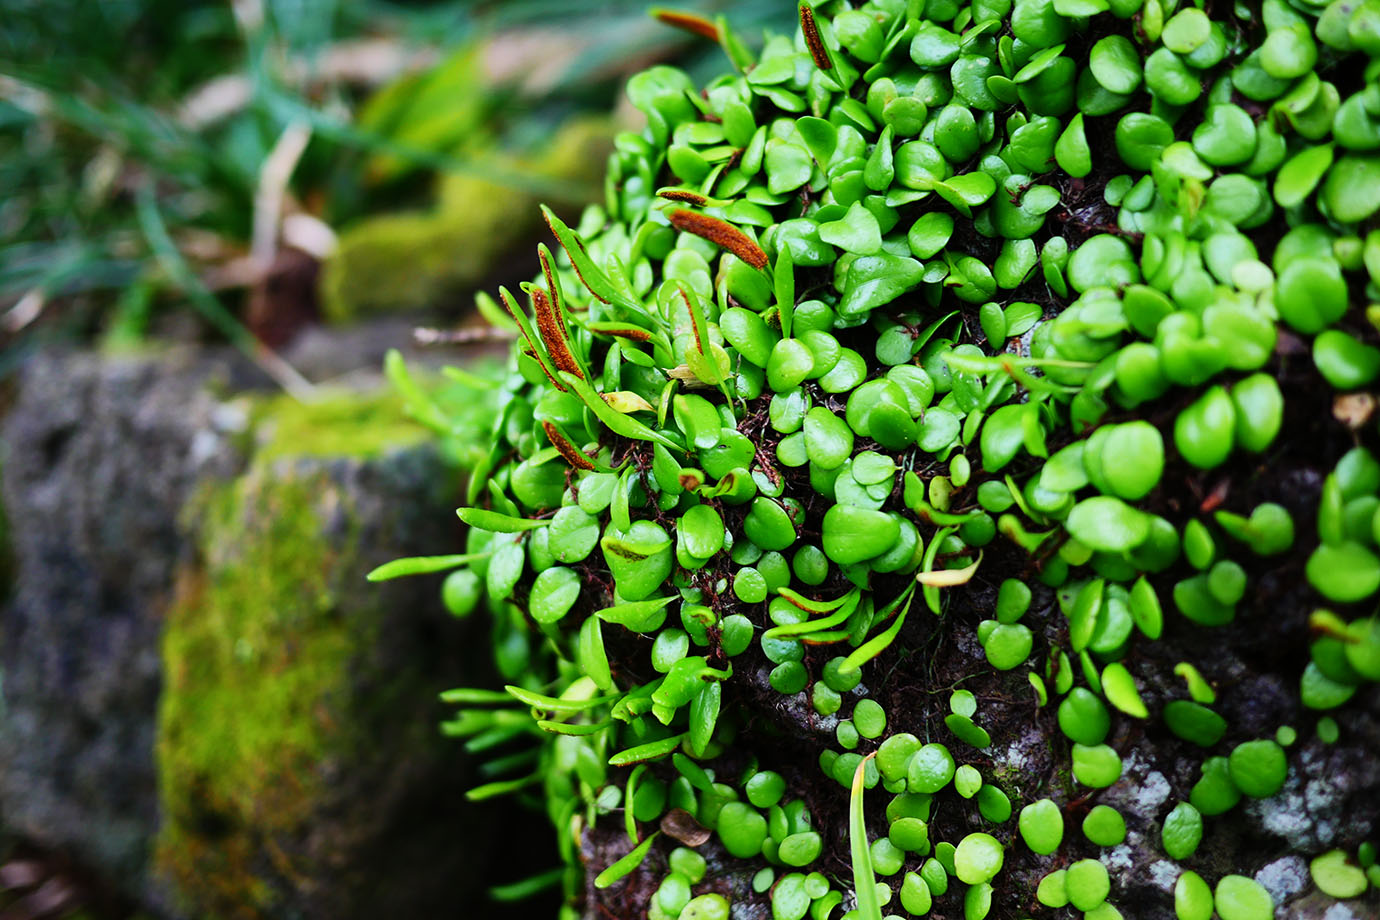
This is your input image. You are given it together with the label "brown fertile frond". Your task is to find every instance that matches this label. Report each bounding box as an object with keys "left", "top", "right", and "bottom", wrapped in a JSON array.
[
  {"left": 541, "top": 209, "right": 610, "bottom": 304},
  {"left": 799, "top": 4, "right": 831, "bottom": 70},
  {"left": 539, "top": 245, "right": 562, "bottom": 317},
  {"left": 668, "top": 209, "right": 768, "bottom": 269},
  {"left": 501, "top": 286, "right": 566, "bottom": 392},
  {"left": 531, "top": 287, "right": 584, "bottom": 379},
  {"left": 518, "top": 340, "right": 566, "bottom": 392},
  {"left": 498, "top": 287, "right": 537, "bottom": 350},
  {"left": 652, "top": 8, "right": 719, "bottom": 41},
  {"left": 657, "top": 189, "right": 709, "bottom": 206},
  {"left": 542, "top": 420, "right": 596, "bottom": 470},
  {"left": 679, "top": 286, "right": 705, "bottom": 353},
  {"left": 588, "top": 322, "right": 654, "bottom": 343}
]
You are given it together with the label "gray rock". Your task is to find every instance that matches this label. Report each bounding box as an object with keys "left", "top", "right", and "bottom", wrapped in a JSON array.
[
  {"left": 0, "top": 345, "right": 536, "bottom": 919},
  {"left": 1255, "top": 855, "right": 1310, "bottom": 906},
  {"left": 0, "top": 349, "right": 247, "bottom": 888},
  {"left": 147, "top": 447, "right": 493, "bottom": 920}
]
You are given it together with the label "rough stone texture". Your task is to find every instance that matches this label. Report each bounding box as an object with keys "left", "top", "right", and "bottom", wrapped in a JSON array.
[
  {"left": 0, "top": 345, "right": 534, "bottom": 918},
  {"left": 150, "top": 450, "right": 484, "bottom": 920},
  {"left": 0, "top": 349, "right": 248, "bottom": 890}
]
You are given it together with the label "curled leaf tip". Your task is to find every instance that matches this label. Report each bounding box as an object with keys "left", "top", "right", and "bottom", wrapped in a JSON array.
[
  {"left": 603, "top": 390, "right": 655, "bottom": 413},
  {"left": 916, "top": 553, "right": 983, "bottom": 586},
  {"left": 669, "top": 208, "right": 768, "bottom": 269},
  {"left": 650, "top": 8, "right": 719, "bottom": 42},
  {"left": 798, "top": 3, "right": 831, "bottom": 71}
]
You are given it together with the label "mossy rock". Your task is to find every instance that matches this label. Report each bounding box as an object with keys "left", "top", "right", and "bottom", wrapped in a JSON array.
[
  {"left": 154, "top": 447, "right": 483, "bottom": 919},
  {"left": 248, "top": 388, "right": 428, "bottom": 462},
  {"left": 319, "top": 117, "right": 613, "bottom": 322}
]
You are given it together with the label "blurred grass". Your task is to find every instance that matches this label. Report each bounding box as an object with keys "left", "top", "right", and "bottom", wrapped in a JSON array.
[{"left": 0, "top": 0, "right": 789, "bottom": 380}]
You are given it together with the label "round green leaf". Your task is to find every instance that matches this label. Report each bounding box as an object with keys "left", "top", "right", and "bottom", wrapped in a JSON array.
[
  {"left": 1067, "top": 496, "right": 1152, "bottom": 553},
  {"left": 530, "top": 565, "right": 582, "bottom": 624},
  {"left": 953, "top": 832, "right": 1004, "bottom": 885},
  {"left": 1018, "top": 798, "right": 1064, "bottom": 854},
  {"left": 1213, "top": 875, "right": 1274, "bottom": 920}
]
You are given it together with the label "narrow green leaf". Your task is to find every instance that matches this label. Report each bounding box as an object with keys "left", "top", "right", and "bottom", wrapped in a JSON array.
[
  {"left": 777, "top": 584, "right": 857, "bottom": 613},
  {"left": 560, "top": 371, "right": 686, "bottom": 451},
  {"left": 609, "top": 733, "right": 688, "bottom": 766},
  {"left": 763, "top": 588, "right": 862, "bottom": 640},
  {"left": 681, "top": 282, "right": 713, "bottom": 360},
  {"left": 366, "top": 552, "right": 490, "bottom": 581},
  {"left": 457, "top": 507, "right": 550, "bottom": 533},
  {"left": 689, "top": 680, "right": 721, "bottom": 756},
  {"left": 776, "top": 246, "right": 796, "bottom": 338},
  {"left": 497, "top": 286, "right": 564, "bottom": 387},
  {"left": 385, "top": 349, "right": 450, "bottom": 431},
  {"left": 625, "top": 764, "right": 648, "bottom": 841},
  {"left": 541, "top": 205, "right": 643, "bottom": 314},
  {"left": 579, "top": 615, "right": 614, "bottom": 691},
  {"left": 466, "top": 774, "right": 541, "bottom": 801},
  {"left": 850, "top": 752, "right": 884, "bottom": 920},
  {"left": 438, "top": 687, "right": 517, "bottom": 705},
  {"left": 536, "top": 719, "right": 612, "bottom": 736},
  {"left": 489, "top": 868, "right": 564, "bottom": 902},
  {"left": 505, "top": 684, "right": 615, "bottom": 714},
  {"left": 838, "top": 588, "right": 914, "bottom": 674},
  {"left": 441, "top": 364, "right": 501, "bottom": 390},
  {"left": 594, "top": 832, "right": 661, "bottom": 888}
]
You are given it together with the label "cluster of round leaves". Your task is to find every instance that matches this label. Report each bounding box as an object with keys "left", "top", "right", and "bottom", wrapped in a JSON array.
[
  {"left": 397, "top": 0, "right": 1380, "bottom": 917},
  {"left": 1300, "top": 447, "right": 1380, "bottom": 712}
]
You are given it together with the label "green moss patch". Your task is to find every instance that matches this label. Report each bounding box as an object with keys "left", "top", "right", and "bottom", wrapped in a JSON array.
[
  {"left": 250, "top": 388, "right": 426, "bottom": 462},
  {"left": 154, "top": 468, "right": 361, "bottom": 915}
]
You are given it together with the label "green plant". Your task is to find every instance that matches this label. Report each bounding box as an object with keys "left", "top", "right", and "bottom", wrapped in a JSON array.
[
  {"left": 0, "top": 0, "right": 792, "bottom": 374},
  {"left": 377, "top": 0, "right": 1380, "bottom": 916}
]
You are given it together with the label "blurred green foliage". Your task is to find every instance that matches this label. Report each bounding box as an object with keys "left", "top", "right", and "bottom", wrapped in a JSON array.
[{"left": 0, "top": 0, "right": 789, "bottom": 372}]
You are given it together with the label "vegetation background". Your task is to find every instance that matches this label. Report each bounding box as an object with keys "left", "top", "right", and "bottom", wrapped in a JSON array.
[{"left": 0, "top": 0, "right": 792, "bottom": 374}]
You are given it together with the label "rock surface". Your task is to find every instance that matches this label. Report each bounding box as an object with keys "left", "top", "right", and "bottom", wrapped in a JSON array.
[
  {"left": 0, "top": 343, "right": 538, "bottom": 918},
  {"left": 150, "top": 448, "right": 484, "bottom": 919},
  {"left": 0, "top": 349, "right": 247, "bottom": 891}
]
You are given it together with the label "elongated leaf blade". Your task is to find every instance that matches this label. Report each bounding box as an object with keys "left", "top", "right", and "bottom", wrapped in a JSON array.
[
  {"left": 850, "top": 752, "right": 883, "bottom": 920},
  {"left": 608, "top": 732, "right": 687, "bottom": 766},
  {"left": 457, "top": 507, "right": 550, "bottom": 532},
  {"left": 560, "top": 371, "right": 686, "bottom": 452},
  {"left": 542, "top": 205, "right": 637, "bottom": 312},
  {"left": 505, "top": 684, "right": 614, "bottom": 714},
  {"left": 366, "top": 552, "right": 489, "bottom": 581},
  {"left": 594, "top": 832, "right": 660, "bottom": 888}
]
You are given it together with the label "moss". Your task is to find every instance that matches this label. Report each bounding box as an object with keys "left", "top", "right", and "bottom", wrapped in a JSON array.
[
  {"left": 319, "top": 116, "right": 613, "bottom": 322},
  {"left": 250, "top": 388, "right": 426, "bottom": 463},
  {"left": 154, "top": 467, "right": 359, "bottom": 918}
]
